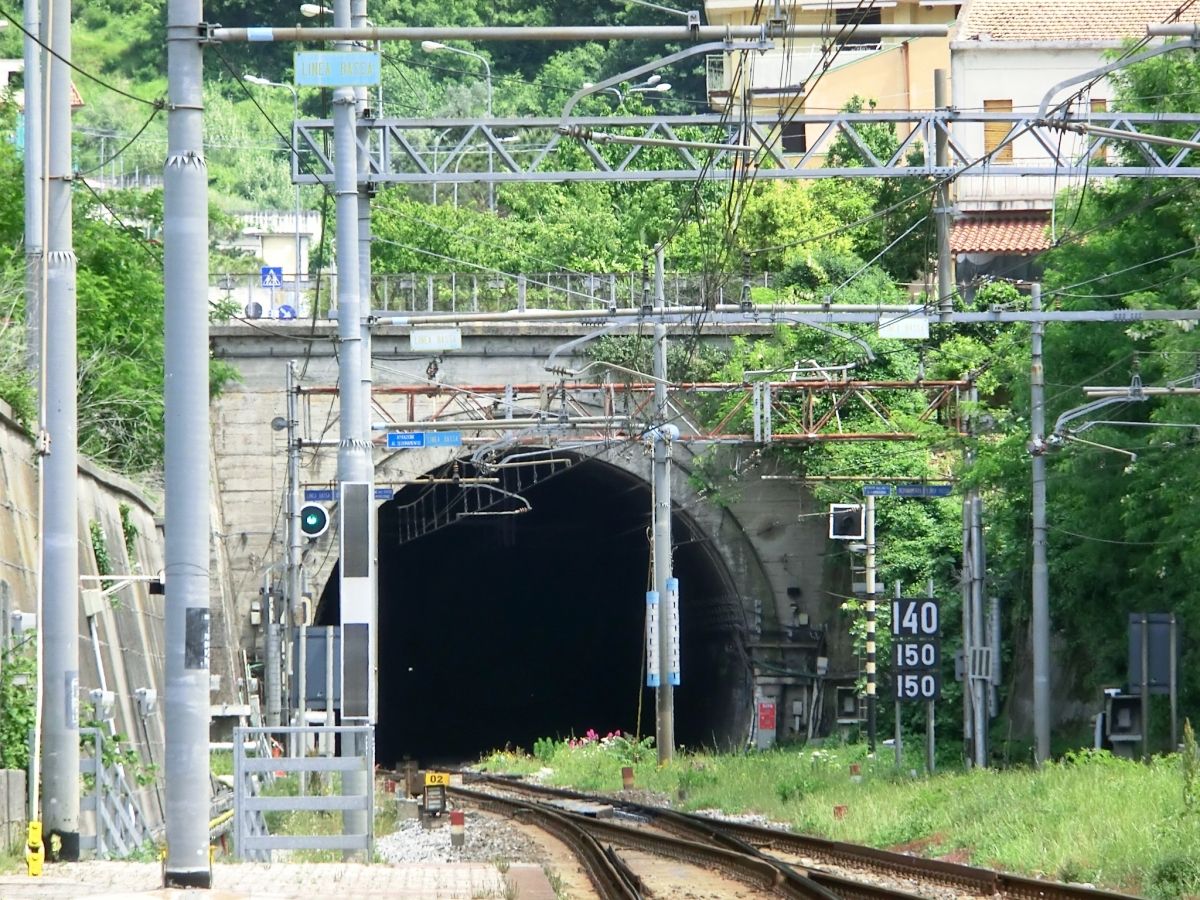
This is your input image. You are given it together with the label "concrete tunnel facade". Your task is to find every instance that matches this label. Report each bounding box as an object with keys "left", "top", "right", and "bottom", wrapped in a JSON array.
[{"left": 313, "top": 450, "right": 765, "bottom": 764}]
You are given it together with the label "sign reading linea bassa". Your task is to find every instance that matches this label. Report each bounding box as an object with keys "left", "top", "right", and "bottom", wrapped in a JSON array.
[{"left": 295, "top": 51, "right": 381, "bottom": 87}]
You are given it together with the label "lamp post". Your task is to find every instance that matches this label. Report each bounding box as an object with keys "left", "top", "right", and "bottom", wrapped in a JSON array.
[
  {"left": 245, "top": 74, "right": 303, "bottom": 313},
  {"left": 421, "top": 40, "right": 496, "bottom": 211}
]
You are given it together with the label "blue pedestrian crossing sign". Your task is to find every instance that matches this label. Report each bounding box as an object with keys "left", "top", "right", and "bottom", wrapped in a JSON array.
[{"left": 260, "top": 266, "right": 284, "bottom": 288}]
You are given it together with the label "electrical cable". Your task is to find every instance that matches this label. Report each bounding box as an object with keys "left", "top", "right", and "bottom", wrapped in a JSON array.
[
  {"left": 73, "top": 107, "right": 163, "bottom": 178},
  {"left": 0, "top": 3, "right": 163, "bottom": 108}
]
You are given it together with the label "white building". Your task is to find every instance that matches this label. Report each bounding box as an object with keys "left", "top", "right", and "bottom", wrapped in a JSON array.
[{"left": 949, "top": 0, "right": 1200, "bottom": 264}]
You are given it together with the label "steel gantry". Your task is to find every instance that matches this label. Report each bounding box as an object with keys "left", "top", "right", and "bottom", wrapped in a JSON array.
[{"left": 288, "top": 110, "right": 1200, "bottom": 185}]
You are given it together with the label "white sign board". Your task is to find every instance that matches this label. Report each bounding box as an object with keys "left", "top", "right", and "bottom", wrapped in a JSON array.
[
  {"left": 878, "top": 306, "right": 930, "bottom": 340},
  {"left": 410, "top": 327, "right": 462, "bottom": 352}
]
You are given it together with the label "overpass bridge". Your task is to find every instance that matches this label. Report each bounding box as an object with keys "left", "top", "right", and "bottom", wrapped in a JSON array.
[{"left": 210, "top": 317, "right": 966, "bottom": 760}]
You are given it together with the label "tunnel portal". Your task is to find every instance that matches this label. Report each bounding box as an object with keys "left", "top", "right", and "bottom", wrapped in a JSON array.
[{"left": 317, "top": 453, "right": 753, "bottom": 764}]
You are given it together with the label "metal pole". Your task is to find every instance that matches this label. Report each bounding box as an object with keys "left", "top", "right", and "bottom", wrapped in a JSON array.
[
  {"left": 961, "top": 474, "right": 974, "bottom": 762},
  {"left": 1169, "top": 614, "right": 1178, "bottom": 750},
  {"left": 40, "top": 0, "right": 80, "bottom": 860},
  {"left": 1140, "top": 613, "right": 1150, "bottom": 762},
  {"left": 894, "top": 581, "right": 903, "bottom": 768},
  {"left": 934, "top": 68, "right": 954, "bottom": 321},
  {"left": 213, "top": 23, "right": 953, "bottom": 42},
  {"left": 970, "top": 493, "right": 988, "bottom": 767},
  {"left": 284, "top": 362, "right": 302, "bottom": 777},
  {"left": 163, "top": 0, "right": 211, "bottom": 885},
  {"left": 652, "top": 245, "right": 675, "bottom": 764},
  {"left": 264, "top": 580, "right": 281, "bottom": 728},
  {"left": 1030, "top": 282, "right": 1050, "bottom": 766},
  {"left": 292, "top": 87, "right": 302, "bottom": 313},
  {"left": 22, "top": 0, "right": 43, "bottom": 380},
  {"left": 926, "top": 578, "right": 936, "bottom": 774},
  {"left": 864, "top": 494, "right": 877, "bottom": 753}
]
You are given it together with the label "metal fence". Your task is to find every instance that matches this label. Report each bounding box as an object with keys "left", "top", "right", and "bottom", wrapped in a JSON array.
[
  {"left": 233, "top": 724, "right": 374, "bottom": 862},
  {"left": 79, "top": 727, "right": 156, "bottom": 859},
  {"left": 210, "top": 270, "right": 776, "bottom": 320}
]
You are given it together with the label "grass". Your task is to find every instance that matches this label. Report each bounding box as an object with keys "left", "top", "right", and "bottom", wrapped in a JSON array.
[{"left": 477, "top": 737, "right": 1200, "bottom": 898}]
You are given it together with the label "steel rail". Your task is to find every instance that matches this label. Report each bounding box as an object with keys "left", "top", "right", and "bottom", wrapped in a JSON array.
[
  {"left": 450, "top": 784, "right": 844, "bottom": 900},
  {"left": 466, "top": 774, "right": 1141, "bottom": 900},
  {"left": 461, "top": 788, "right": 640, "bottom": 899}
]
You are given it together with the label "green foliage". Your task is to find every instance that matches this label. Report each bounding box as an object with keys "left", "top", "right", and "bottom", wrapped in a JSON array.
[
  {"left": 0, "top": 635, "right": 36, "bottom": 770},
  {"left": 79, "top": 722, "right": 159, "bottom": 788},
  {"left": 533, "top": 736, "right": 557, "bottom": 764},
  {"left": 89, "top": 520, "right": 113, "bottom": 586},
  {"left": 119, "top": 504, "right": 139, "bottom": 558}
]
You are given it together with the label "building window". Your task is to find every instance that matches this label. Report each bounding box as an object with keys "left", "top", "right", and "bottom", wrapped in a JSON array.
[
  {"left": 835, "top": 7, "right": 882, "bottom": 47},
  {"left": 1090, "top": 98, "right": 1107, "bottom": 163},
  {"left": 780, "top": 122, "right": 807, "bottom": 153},
  {"left": 984, "top": 99, "right": 1014, "bottom": 163}
]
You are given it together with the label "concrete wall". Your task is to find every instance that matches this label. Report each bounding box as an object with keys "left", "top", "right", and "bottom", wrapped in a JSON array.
[
  {"left": 0, "top": 397, "right": 242, "bottom": 840},
  {"left": 211, "top": 320, "right": 855, "bottom": 743}
]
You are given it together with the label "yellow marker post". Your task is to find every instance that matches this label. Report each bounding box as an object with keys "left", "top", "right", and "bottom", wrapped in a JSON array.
[{"left": 25, "top": 821, "right": 45, "bottom": 877}]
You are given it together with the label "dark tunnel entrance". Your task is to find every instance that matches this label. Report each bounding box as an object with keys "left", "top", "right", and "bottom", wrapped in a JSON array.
[{"left": 315, "top": 453, "right": 752, "bottom": 764}]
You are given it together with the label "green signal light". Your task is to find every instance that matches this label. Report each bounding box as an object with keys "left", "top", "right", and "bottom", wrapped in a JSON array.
[{"left": 299, "top": 503, "right": 330, "bottom": 538}]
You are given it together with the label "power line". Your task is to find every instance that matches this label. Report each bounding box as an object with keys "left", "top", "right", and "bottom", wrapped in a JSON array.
[{"left": 0, "top": 3, "right": 162, "bottom": 108}]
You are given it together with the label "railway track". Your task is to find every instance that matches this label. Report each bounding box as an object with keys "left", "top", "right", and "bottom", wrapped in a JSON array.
[
  {"left": 451, "top": 782, "right": 886, "bottom": 899},
  {"left": 449, "top": 773, "right": 1139, "bottom": 900}
]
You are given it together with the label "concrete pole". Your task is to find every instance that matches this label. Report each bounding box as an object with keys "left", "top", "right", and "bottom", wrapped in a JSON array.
[
  {"left": 23, "top": 0, "right": 43, "bottom": 380},
  {"left": 934, "top": 69, "right": 955, "bottom": 322},
  {"left": 163, "top": 0, "right": 211, "bottom": 886},
  {"left": 652, "top": 245, "right": 675, "bottom": 764},
  {"left": 342, "top": 0, "right": 374, "bottom": 850},
  {"left": 864, "top": 494, "right": 877, "bottom": 753},
  {"left": 1030, "top": 282, "right": 1050, "bottom": 766},
  {"left": 40, "top": 0, "right": 80, "bottom": 860}
]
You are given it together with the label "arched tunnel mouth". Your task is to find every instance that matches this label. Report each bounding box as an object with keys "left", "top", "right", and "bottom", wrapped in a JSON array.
[{"left": 315, "top": 450, "right": 752, "bottom": 764}]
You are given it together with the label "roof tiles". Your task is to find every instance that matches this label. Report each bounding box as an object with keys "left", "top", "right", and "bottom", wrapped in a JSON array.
[
  {"left": 956, "top": 0, "right": 1200, "bottom": 43},
  {"left": 951, "top": 215, "right": 1052, "bottom": 254}
]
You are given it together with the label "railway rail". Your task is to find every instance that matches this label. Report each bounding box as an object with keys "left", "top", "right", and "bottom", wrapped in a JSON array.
[{"left": 447, "top": 773, "right": 1139, "bottom": 900}]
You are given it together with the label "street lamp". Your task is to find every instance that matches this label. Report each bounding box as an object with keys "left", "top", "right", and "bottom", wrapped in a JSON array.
[
  {"left": 299, "top": 3, "right": 333, "bottom": 16},
  {"left": 421, "top": 40, "right": 498, "bottom": 212},
  {"left": 582, "top": 77, "right": 673, "bottom": 105},
  {"left": 245, "top": 74, "right": 303, "bottom": 314}
]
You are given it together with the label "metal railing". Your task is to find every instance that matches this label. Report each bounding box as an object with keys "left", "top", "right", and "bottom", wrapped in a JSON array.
[
  {"left": 210, "top": 269, "right": 771, "bottom": 319},
  {"left": 80, "top": 727, "right": 156, "bottom": 859},
  {"left": 233, "top": 724, "right": 374, "bottom": 862}
]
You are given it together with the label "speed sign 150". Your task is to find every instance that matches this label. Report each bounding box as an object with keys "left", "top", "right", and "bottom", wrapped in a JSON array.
[{"left": 895, "top": 671, "right": 941, "bottom": 700}]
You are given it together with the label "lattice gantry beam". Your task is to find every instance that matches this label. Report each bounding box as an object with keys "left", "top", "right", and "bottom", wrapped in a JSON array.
[{"left": 291, "top": 111, "right": 1200, "bottom": 185}]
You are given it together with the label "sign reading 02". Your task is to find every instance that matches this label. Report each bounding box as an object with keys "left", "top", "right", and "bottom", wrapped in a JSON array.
[{"left": 424, "top": 771, "right": 450, "bottom": 787}]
